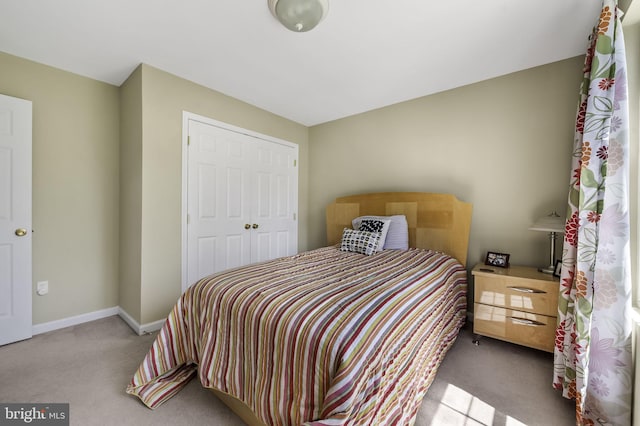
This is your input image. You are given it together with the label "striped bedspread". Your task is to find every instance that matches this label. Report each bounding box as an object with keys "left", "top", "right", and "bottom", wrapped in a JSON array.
[{"left": 126, "top": 246, "right": 467, "bottom": 425}]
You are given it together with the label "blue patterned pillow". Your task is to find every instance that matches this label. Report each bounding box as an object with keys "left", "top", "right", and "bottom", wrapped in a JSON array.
[{"left": 340, "top": 228, "right": 381, "bottom": 256}]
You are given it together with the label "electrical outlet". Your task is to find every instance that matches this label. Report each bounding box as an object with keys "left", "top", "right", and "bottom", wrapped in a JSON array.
[{"left": 36, "top": 281, "right": 48, "bottom": 296}]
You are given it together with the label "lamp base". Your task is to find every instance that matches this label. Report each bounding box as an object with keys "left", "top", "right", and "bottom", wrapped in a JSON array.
[{"left": 538, "top": 265, "right": 554, "bottom": 274}]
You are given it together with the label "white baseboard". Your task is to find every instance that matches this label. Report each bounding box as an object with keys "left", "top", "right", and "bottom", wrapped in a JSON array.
[
  {"left": 117, "top": 307, "right": 165, "bottom": 335},
  {"left": 31, "top": 306, "right": 166, "bottom": 336},
  {"left": 32, "top": 306, "right": 119, "bottom": 335}
]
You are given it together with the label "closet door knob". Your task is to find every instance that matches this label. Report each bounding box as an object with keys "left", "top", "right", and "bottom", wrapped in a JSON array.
[
  {"left": 244, "top": 224, "right": 251, "bottom": 230},
  {"left": 252, "top": 224, "right": 259, "bottom": 229}
]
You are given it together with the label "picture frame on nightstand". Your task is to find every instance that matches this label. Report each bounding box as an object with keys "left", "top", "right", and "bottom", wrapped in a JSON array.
[{"left": 485, "top": 251, "right": 510, "bottom": 268}]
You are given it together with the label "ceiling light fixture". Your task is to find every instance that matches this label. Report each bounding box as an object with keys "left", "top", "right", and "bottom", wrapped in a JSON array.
[{"left": 268, "top": 0, "right": 329, "bottom": 32}]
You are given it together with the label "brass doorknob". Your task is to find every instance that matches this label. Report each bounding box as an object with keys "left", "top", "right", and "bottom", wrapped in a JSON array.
[
  {"left": 244, "top": 224, "right": 251, "bottom": 230},
  {"left": 252, "top": 224, "right": 259, "bottom": 229},
  {"left": 15, "top": 228, "right": 27, "bottom": 237}
]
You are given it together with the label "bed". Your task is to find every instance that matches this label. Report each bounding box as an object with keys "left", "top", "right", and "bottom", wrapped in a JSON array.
[{"left": 126, "top": 192, "right": 472, "bottom": 425}]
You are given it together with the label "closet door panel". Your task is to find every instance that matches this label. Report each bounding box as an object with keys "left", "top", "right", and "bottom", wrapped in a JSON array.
[
  {"left": 186, "top": 116, "right": 298, "bottom": 290},
  {"left": 187, "top": 120, "right": 252, "bottom": 287},
  {"left": 251, "top": 139, "right": 296, "bottom": 262}
]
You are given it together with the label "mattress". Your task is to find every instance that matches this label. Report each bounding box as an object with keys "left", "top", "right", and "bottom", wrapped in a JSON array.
[{"left": 126, "top": 245, "right": 467, "bottom": 425}]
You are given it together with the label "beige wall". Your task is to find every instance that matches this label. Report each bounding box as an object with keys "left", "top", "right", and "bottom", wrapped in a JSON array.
[
  {"left": 308, "top": 57, "right": 584, "bottom": 271},
  {"left": 623, "top": 18, "right": 640, "bottom": 426},
  {"left": 0, "top": 52, "right": 307, "bottom": 327},
  {"left": 0, "top": 52, "right": 120, "bottom": 324},
  {"left": 118, "top": 66, "right": 143, "bottom": 321},
  {"left": 624, "top": 20, "right": 639, "bottom": 305},
  {"left": 135, "top": 65, "right": 309, "bottom": 324},
  {"left": 622, "top": 3, "right": 640, "bottom": 419}
]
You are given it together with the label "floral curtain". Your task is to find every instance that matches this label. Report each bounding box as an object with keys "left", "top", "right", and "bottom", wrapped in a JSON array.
[{"left": 553, "top": 1, "right": 632, "bottom": 425}]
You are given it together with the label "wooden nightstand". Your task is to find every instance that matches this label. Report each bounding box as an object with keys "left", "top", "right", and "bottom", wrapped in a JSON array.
[{"left": 471, "top": 263, "right": 560, "bottom": 352}]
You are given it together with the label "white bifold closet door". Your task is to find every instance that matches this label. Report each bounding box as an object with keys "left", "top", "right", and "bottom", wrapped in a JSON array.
[{"left": 186, "top": 118, "right": 298, "bottom": 289}]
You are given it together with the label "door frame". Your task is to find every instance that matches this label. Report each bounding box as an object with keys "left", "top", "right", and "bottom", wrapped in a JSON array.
[{"left": 181, "top": 111, "right": 299, "bottom": 293}]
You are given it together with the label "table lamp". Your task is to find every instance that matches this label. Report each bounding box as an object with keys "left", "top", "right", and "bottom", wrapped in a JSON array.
[{"left": 529, "top": 211, "right": 565, "bottom": 274}]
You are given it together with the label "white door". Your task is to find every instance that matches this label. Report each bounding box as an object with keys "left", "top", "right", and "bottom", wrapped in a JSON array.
[
  {"left": 187, "top": 120, "right": 252, "bottom": 287},
  {"left": 184, "top": 116, "right": 298, "bottom": 289},
  {"left": 0, "top": 94, "right": 32, "bottom": 346},
  {"left": 251, "top": 138, "right": 298, "bottom": 262}
]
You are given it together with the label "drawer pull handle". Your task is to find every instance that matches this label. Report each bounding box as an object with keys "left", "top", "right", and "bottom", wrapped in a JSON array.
[
  {"left": 510, "top": 317, "right": 545, "bottom": 326},
  {"left": 508, "top": 286, "right": 546, "bottom": 294}
]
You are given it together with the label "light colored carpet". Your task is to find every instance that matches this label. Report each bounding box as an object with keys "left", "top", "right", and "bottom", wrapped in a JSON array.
[{"left": 0, "top": 316, "right": 575, "bottom": 425}]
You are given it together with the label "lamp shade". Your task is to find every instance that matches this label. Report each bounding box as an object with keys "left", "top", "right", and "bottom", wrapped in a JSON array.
[
  {"left": 529, "top": 212, "right": 565, "bottom": 233},
  {"left": 268, "top": 0, "right": 328, "bottom": 32}
]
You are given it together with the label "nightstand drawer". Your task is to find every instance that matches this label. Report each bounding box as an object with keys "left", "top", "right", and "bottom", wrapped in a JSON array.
[
  {"left": 474, "top": 275, "right": 558, "bottom": 317},
  {"left": 473, "top": 303, "right": 556, "bottom": 352}
]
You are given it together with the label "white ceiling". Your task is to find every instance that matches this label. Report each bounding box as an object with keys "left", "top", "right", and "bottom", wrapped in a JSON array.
[{"left": 0, "top": 0, "right": 610, "bottom": 126}]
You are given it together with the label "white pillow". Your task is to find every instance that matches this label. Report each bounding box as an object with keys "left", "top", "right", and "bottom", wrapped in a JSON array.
[
  {"left": 352, "top": 215, "right": 409, "bottom": 250},
  {"left": 356, "top": 218, "right": 390, "bottom": 251},
  {"left": 340, "top": 228, "right": 381, "bottom": 256}
]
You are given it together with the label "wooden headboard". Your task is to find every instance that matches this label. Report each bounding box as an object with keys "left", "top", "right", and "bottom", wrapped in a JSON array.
[{"left": 326, "top": 192, "right": 473, "bottom": 267}]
